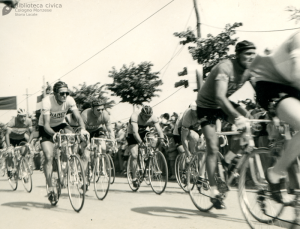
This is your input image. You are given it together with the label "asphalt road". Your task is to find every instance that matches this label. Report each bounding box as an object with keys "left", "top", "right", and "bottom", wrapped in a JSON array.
[{"left": 0, "top": 171, "right": 296, "bottom": 229}]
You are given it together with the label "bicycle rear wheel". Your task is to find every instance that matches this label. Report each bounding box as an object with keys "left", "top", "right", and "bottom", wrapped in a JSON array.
[
  {"left": 238, "top": 148, "right": 284, "bottom": 229},
  {"left": 149, "top": 151, "right": 168, "bottom": 195},
  {"left": 94, "top": 154, "right": 111, "bottom": 200},
  {"left": 175, "top": 153, "right": 189, "bottom": 192},
  {"left": 107, "top": 154, "right": 115, "bottom": 184},
  {"left": 67, "top": 154, "right": 85, "bottom": 212},
  {"left": 20, "top": 158, "right": 32, "bottom": 193}
]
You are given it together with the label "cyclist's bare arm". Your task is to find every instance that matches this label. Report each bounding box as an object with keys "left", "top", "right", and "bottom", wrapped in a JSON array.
[
  {"left": 153, "top": 122, "right": 164, "bottom": 139},
  {"left": 105, "top": 121, "right": 115, "bottom": 140},
  {"left": 43, "top": 114, "right": 55, "bottom": 137},
  {"left": 132, "top": 122, "right": 143, "bottom": 144},
  {"left": 290, "top": 33, "right": 300, "bottom": 90},
  {"left": 71, "top": 109, "right": 87, "bottom": 131},
  {"left": 5, "top": 127, "right": 12, "bottom": 147},
  {"left": 215, "top": 80, "right": 242, "bottom": 123}
]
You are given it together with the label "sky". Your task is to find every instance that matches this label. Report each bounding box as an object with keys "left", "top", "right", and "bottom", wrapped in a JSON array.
[{"left": 0, "top": 0, "right": 299, "bottom": 123}]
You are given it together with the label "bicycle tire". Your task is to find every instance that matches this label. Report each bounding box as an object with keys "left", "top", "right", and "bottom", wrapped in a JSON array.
[
  {"left": 187, "top": 155, "right": 214, "bottom": 212},
  {"left": 238, "top": 148, "right": 285, "bottom": 228},
  {"left": 94, "top": 154, "right": 111, "bottom": 200},
  {"left": 107, "top": 154, "right": 115, "bottom": 184},
  {"left": 8, "top": 169, "right": 18, "bottom": 191},
  {"left": 20, "top": 158, "right": 32, "bottom": 193},
  {"left": 67, "top": 154, "right": 86, "bottom": 212},
  {"left": 126, "top": 155, "right": 140, "bottom": 192},
  {"left": 175, "top": 153, "right": 189, "bottom": 192},
  {"left": 149, "top": 151, "right": 168, "bottom": 195}
]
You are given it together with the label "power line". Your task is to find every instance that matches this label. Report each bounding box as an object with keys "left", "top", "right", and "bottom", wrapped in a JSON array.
[
  {"left": 201, "top": 23, "right": 300, "bottom": 33},
  {"left": 2, "top": 0, "right": 175, "bottom": 115},
  {"left": 153, "top": 86, "right": 184, "bottom": 107}
]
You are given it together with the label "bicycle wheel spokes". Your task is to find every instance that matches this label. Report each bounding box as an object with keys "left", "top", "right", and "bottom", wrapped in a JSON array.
[
  {"left": 126, "top": 155, "right": 140, "bottom": 191},
  {"left": 8, "top": 169, "right": 18, "bottom": 191},
  {"left": 188, "top": 161, "right": 213, "bottom": 212},
  {"left": 67, "top": 154, "right": 85, "bottom": 212},
  {"left": 176, "top": 154, "right": 189, "bottom": 192},
  {"left": 149, "top": 151, "right": 168, "bottom": 195},
  {"left": 20, "top": 158, "right": 32, "bottom": 193},
  {"left": 94, "top": 154, "right": 111, "bottom": 200},
  {"left": 238, "top": 149, "right": 285, "bottom": 229},
  {"left": 107, "top": 154, "right": 115, "bottom": 185}
]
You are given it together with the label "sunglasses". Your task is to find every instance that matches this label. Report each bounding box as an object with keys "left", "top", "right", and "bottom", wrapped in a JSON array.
[
  {"left": 59, "top": 92, "right": 70, "bottom": 96},
  {"left": 97, "top": 108, "right": 105, "bottom": 111}
]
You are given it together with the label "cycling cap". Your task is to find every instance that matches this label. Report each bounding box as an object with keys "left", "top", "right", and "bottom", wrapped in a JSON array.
[
  {"left": 141, "top": 105, "right": 153, "bottom": 116},
  {"left": 235, "top": 40, "right": 256, "bottom": 52},
  {"left": 91, "top": 100, "right": 106, "bottom": 107},
  {"left": 189, "top": 101, "right": 197, "bottom": 111},
  {"left": 53, "top": 81, "right": 68, "bottom": 93},
  {"left": 17, "top": 108, "right": 26, "bottom": 116}
]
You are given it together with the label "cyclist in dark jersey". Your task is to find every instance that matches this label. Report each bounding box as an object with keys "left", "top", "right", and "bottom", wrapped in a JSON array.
[{"left": 126, "top": 105, "right": 164, "bottom": 188}]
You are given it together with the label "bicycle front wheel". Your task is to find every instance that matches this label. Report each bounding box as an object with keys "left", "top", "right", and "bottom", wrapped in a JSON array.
[
  {"left": 20, "top": 158, "right": 32, "bottom": 193},
  {"left": 238, "top": 148, "right": 284, "bottom": 229},
  {"left": 149, "top": 151, "right": 168, "bottom": 195},
  {"left": 67, "top": 154, "right": 86, "bottom": 212},
  {"left": 8, "top": 169, "right": 18, "bottom": 191},
  {"left": 175, "top": 153, "right": 189, "bottom": 192},
  {"left": 107, "top": 154, "right": 115, "bottom": 184},
  {"left": 94, "top": 154, "right": 111, "bottom": 200}
]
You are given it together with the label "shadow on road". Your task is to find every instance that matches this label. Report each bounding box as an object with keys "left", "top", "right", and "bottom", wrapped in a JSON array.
[
  {"left": 131, "top": 206, "right": 247, "bottom": 223},
  {"left": 1, "top": 201, "right": 74, "bottom": 213}
]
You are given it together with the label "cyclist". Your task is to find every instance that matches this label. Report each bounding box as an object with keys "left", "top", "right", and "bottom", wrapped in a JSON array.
[
  {"left": 5, "top": 108, "right": 33, "bottom": 178},
  {"left": 126, "top": 105, "right": 164, "bottom": 188},
  {"left": 249, "top": 31, "right": 300, "bottom": 203},
  {"left": 39, "top": 81, "right": 89, "bottom": 203},
  {"left": 195, "top": 40, "right": 256, "bottom": 209},
  {"left": 80, "top": 100, "right": 115, "bottom": 188}
]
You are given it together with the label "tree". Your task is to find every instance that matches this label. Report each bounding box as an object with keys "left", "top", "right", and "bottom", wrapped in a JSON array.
[
  {"left": 174, "top": 22, "right": 243, "bottom": 78},
  {"left": 106, "top": 62, "right": 163, "bottom": 106},
  {"left": 286, "top": 6, "right": 300, "bottom": 23},
  {"left": 69, "top": 82, "right": 115, "bottom": 111}
]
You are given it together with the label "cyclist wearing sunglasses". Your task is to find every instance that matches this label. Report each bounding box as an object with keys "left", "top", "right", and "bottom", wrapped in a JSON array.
[
  {"left": 38, "top": 81, "right": 89, "bottom": 203},
  {"left": 79, "top": 100, "right": 115, "bottom": 188},
  {"left": 126, "top": 105, "right": 164, "bottom": 188}
]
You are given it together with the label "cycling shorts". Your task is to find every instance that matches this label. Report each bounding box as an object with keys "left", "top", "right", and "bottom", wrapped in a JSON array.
[
  {"left": 173, "top": 127, "right": 182, "bottom": 145},
  {"left": 255, "top": 81, "right": 300, "bottom": 115},
  {"left": 126, "top": 131, "right": 148, "bottom": 146},
  {"left": 10, "top": 138, "right": 26, "bottom": 147},
  {"left": 39, "top": 123, "right": 72, "bottom": 143},
  {"left": 197, "top": 101, "right": 239, "bottom": 128}
]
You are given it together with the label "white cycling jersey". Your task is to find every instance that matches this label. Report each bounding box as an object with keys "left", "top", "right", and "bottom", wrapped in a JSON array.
[{"left": 38, "top": 95, "right": 77, "bottom": 127}]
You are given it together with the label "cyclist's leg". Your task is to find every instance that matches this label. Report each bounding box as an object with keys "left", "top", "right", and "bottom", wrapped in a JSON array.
[
  {"left": 129, "top": 144, "right": 138, "bottom": 179},
  {"left": 202, "top": 124, "right": 219, "bottom": 189},
  {"left": 187, "top": 130, "right": 199, "bottom": 155},
  {"left": 271, "top": 97, "right": 300, "bottom": 180},
  {"left": 41, "top": 140, "right": 54, "bottom": 188}
]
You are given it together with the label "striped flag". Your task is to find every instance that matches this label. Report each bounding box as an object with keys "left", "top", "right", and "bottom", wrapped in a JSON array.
[{"left": 0, "top": 96, "right": 17, "bottom": 110}]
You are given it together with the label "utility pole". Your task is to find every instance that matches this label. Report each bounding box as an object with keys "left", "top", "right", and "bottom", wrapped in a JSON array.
[
  {"left": 23, "top": 88, "right": 32, "bottom": 115},
  {"left": 193, "top": 0, "right": 201, "bottom": 38}
]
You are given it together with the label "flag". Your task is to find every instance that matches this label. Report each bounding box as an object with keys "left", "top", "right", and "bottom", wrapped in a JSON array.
[
  {"left": 36, "top": 94, "right": 44, "bottom": 111},
  {"left": 0, "top": 96, "right": 17, "bottom": 110}
]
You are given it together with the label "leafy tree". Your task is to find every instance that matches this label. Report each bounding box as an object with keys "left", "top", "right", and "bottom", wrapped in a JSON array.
[
  {"left": 286, "top": 6, "right": 300, "bottom": 23},
  {"left": 69, "top": 82, "right": 115, "bottom": 111},
  {"left": 107, "top": 62, "right": 163, "bottom": 106},
  {"left": 174, "top": 22, "right": 242, "bottom": 78}
]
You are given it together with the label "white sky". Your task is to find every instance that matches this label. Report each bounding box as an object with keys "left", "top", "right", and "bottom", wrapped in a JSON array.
[{"left": 0, "top": 0, "right": 299, "bottom": 123}]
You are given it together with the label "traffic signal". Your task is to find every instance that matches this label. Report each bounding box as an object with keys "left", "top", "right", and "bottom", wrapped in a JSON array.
[
  {"left": 174, "top": 80, "right": 189, "bottom": 88},
  {"left": 174, "top": 64, "right": 203, "bottom": 91}
]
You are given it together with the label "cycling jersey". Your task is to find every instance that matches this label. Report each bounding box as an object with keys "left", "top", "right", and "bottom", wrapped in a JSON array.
[
  {"left": 38, "top": 95, "right": 77, "bottom": 127},
  {"left": 7, "top": 117, "right": 32, "bottom": 140},
  {"left": 180, "top": 108, "right": 201, "bottom": 132},
  {"left": 80, "top": 108, "right": 110, "bottom": 132},
  {"left": 127, "top": 112, "right": 158, "bottom": 134},
  {"left": 196, "top": 59, "right": 250, "bottom": 109},
  {"left": 250, "top": 31, "right": 300, "bottom": 86}
]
